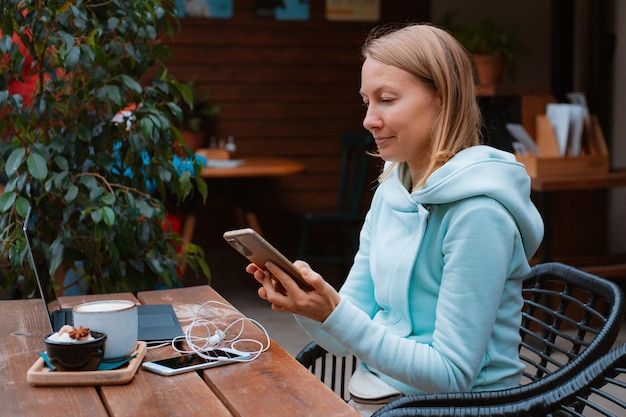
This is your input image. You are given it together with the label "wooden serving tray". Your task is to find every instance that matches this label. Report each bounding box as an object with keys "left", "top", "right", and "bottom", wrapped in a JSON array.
[{"left": 27, "top": 341, "right": 147, "bottom": 387}]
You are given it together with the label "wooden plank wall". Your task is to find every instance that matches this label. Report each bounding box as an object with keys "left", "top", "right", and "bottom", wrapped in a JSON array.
[{"left": 163, "top": 0, "right": 430, "bottom": 223}]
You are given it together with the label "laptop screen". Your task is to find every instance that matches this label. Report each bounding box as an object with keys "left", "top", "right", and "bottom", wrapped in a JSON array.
[{"left": 22, "top": 206, "right": 70, "bottom": 332}]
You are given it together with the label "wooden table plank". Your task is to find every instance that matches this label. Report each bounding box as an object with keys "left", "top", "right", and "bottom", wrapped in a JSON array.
[
  {"left": 0, "top": 299, "right": 108, "bottom": 417},
  {"left": 100, "top": 365, "right": 232, "bottom": 417},
  {"left": 138, "top": 286, "right": 360, "bottom": 417}
]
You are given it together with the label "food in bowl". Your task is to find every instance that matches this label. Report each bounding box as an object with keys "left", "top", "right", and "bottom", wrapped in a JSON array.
[{"left": 44, "top": 326, "right": 107, "bottom": 371}]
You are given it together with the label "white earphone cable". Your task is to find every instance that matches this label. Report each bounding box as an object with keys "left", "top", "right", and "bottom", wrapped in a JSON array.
[{"left": 171, "top": 300, "right": 271, "bottom": 362}]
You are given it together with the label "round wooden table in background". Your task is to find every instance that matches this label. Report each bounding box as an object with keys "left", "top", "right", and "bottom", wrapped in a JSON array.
[
  {"left": 182, "top": 155, "right": 306, "bottom": 244},
  {"left": 198, "top": 156, "right": 305, "bottom": 179}
]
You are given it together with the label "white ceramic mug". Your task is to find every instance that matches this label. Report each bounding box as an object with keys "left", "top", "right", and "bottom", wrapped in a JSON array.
[{"left": 73, "top": 300, "right": 138, "bottom": 360}]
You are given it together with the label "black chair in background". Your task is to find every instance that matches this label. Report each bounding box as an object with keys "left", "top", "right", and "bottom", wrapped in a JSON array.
[
  {"left": 296, "top": 131, "right": 374, "bottom": 269},
  {"left": 295, "top": 263, "right": 625, "bottom": 416}
]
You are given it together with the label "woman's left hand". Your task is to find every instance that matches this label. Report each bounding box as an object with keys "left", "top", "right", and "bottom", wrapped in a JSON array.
[{"left": 246, "top": 261, "right": 341, "bottom": 322}]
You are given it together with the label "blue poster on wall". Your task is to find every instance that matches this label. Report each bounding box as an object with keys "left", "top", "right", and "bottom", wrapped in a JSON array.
[
  {"left": 255, "top": 0, "right": 310, "bottom": 21},
  {"left": 176, "top": 0, "right": 233, "bottom": 19}
]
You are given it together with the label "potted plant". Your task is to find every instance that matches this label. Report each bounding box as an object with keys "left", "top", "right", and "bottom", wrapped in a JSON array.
[
  {"left": 177, "top": 79, "right": 219, "bottom": 154},
  {"left": 441, "top": 13, "right": 524, "bottom": 86},
  {"left": 0, "top": 0, "right": 210, "bottom": 298}
]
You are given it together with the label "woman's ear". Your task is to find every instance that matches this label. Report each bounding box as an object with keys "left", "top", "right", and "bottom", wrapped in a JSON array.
[{"left": 437, "top": 91, "right": 443, "bottom": 109}]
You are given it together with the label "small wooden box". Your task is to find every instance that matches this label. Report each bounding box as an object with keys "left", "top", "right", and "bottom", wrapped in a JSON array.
[{"left": 515, "top": 114, "right": 609, "bottom": 178}]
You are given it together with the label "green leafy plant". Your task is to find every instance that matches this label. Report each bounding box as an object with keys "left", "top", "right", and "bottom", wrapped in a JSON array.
[
  {"left": 0, "top": 0, "right": 210, "bottom": 298},
  {"left": 179, "top": 80, "right": 219, "bottom": 133},
  {"left": 441, "top": 12, "right": 525, "bottom": 64}
]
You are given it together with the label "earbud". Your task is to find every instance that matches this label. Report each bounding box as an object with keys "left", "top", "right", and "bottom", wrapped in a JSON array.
[{"left": 208, "top": 329, "right": 225, "bottom": 345}]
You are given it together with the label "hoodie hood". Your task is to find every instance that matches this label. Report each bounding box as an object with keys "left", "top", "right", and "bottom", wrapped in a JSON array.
[{"left": 381, "top": 145, "right": 544, "bottom": 259}]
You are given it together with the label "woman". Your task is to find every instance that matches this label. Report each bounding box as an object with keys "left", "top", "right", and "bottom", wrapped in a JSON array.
[{"left": 246, "top": 23, "right": 544, "bottom": 414}]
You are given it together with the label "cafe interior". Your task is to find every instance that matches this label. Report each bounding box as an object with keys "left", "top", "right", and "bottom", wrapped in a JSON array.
[
  {"left": 3, "top": 0, "right": 626, "bottom": 416},
  {"left": 177, "top": 0, "right": 626, "bottom": 293}
]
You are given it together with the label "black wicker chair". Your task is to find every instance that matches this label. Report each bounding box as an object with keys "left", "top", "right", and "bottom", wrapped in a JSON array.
[
  {"left": 374, "top": 342, "right": 626, "bottom": 417},
  {"left": 295, "top": 262, "right": 625, "bottom": 414}
]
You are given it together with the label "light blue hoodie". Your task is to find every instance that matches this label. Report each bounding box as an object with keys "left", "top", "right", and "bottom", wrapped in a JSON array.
[{"left": 296, "top": 145, "right": 544, "bottom": 395}]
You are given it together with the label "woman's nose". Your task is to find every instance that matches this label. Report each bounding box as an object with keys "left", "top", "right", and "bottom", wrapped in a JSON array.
[{"left": 362, "top": 107, "right": 382, "bottom": 131}]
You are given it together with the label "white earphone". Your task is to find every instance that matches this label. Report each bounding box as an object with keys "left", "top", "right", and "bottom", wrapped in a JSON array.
[{"left": 208, "top": 329, "right": 225, "bottom": 346}]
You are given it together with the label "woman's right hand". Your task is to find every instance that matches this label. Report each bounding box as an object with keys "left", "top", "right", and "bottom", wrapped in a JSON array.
[{"left": 245, "top": 261, "right": 341, "bottom": 322}]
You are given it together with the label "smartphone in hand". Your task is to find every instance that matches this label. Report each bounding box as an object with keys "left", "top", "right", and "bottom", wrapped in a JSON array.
[{"left": 223, "top": 228, "right": 314, "bottom": 291}]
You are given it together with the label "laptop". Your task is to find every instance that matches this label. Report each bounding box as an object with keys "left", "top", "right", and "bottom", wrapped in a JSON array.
[{"left": 22, "top": 207, "right": 184, "bottom": 345}]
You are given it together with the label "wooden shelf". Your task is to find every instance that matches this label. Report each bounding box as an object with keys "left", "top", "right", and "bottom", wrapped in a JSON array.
[{"left": 529, "top": 169, "right": 626, "bottom": 192}]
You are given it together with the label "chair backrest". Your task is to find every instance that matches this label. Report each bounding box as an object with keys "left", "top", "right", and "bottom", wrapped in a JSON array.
[
  {"left": 518, "top": 262, "right": 624, "bottom": 385},
  {"left": 296, "top": 263, "right": 625, "bottom": 415},
  {"left": 336, "top": 132, "right": 374, "bottom": 218}
]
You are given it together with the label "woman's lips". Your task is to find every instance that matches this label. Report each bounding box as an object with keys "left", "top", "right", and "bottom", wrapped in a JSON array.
[{"left": 375, "top": 136, "right": 394, "bottom": 148}]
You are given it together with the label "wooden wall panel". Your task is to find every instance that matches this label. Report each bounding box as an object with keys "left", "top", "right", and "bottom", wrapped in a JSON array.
[{"left": 163, "top": 0, "right": 430, "bottom": 234}]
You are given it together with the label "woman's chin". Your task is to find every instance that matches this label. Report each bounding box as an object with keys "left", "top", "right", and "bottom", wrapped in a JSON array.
[{"left": 378, "top": 150, "right": 399, "bottom": 162}]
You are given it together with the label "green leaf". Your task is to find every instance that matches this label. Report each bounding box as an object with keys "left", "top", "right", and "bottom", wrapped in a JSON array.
[
  {"left": 80, "top": 175, "right": 98, "bottom": 190},
  {"left": 180, "top": 82, "right": 193, "bottom": 106},
  {"left": 65, "top": 185, "right": 79, "bottom": 202},
  {"left": 89, "top": 186, "right": 103, "bottom": 201},
  {"left": 15, "top": 197, "right": 31, "bottom": 217},
  {"left": 64, "top": 46, "right": 81, "bottom": 70},
  {"left": 53, "top": 155, "right": 69, "bottom": 171},
  {"left": 49, "top": 239, "right": 65, "bottom": 278},
  {"left": 79, "top": 44, "right": 95, "bottom": 63},
  {"left": 5, "top": 148, "right": 26, "bottom": 176},
  {"left": 101, "top": 193, "right": 116, "bottom": 205},
  {"left": 0, "top": 192, "right": 17, "bottom": 213},
  {"left": 121, "top": 74, "right": 142, "bottom": 94},
  {"left": 168, "top": 102, "right": 183, "bottom": 122},
  {"left": 138, "top": 201, "right": 155, "bottom": 218},
  {"left": 0, "top": 34, "right": 11, "bottom": 53},
  {"left": 27, "top": 153, "right": 48, "bottom": 181},
  {"left": 196, "top": 178, "right": 208, "bottom": 202},
  {"left": 102, "top": 206, "right": 115, "bottom": 226},
  {"left": 147, "top": 255, "right": 164, "bottom": 274},
  {"left": 58, "top": 30, "right": 74, "bottom": 49},
  {"left": 91, "top": 208, "right": 103, "bottom": 223}
]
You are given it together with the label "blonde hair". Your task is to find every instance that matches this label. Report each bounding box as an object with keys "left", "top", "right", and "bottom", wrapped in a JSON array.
[{"left": 362, "top": 23, "right": 481, "bottom": 189}]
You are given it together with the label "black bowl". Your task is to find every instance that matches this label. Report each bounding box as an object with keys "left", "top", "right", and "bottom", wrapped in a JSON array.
[{"left": 44, "top": 330, "right": 107, "bottom": 371}]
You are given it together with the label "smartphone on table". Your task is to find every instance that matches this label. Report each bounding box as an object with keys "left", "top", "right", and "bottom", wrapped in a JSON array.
[
  {"left": 142, "top": 348, "right": 251, "bottom": 376},
  {"left": 223, "top": 228, "right": 314, "bottom": 291}
]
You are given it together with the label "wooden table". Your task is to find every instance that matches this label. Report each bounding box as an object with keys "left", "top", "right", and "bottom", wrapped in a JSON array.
[
  {"left": 182, "top": 156, "right": 305, "bottom": 240},
  {"left": 199, "top": 156, "right": 305, "bottom": 179},
  {"left": 0, "top": 286, "right": 358, "bottom": 417}
]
